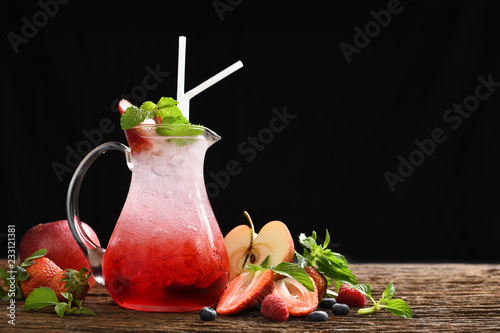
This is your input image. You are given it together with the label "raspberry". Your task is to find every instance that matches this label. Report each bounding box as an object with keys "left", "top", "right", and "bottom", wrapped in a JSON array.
[
  {"left": 335, "top": 284, "right": 367, "bottom": 307},
  {"left": 260, "top": 295, "right": 289, "bottom": 322}
]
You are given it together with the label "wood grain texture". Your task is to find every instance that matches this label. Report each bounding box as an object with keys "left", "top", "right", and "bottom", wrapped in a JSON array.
[{"left": 1, "top": 262, "right": 499, "bottom": 332}]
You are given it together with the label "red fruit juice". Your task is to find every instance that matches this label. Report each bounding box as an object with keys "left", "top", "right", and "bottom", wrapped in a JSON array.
[{"left": 102, "top": 127, "right": 229, "bottom": 311}]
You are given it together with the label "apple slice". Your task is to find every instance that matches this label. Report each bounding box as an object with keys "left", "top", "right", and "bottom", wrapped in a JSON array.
[
  {"left": 224, "top": 224, "right": 254, "bottom": 281},
  {"left": 249, "top": 221, "right": 294, "bottom": 266},
  {"left": 224, "top": 212, "right": 294, "bottom": 281}
]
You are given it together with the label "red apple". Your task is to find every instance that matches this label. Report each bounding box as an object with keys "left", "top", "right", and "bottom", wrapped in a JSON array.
[
  {"left": 224, "top": 212, "right": 295, "bottom": 281},
  {"left": 19, "top": 220, "right": 101, "bottom": 289}
]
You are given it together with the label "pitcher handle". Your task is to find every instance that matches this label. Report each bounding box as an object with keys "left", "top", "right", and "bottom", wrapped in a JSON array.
[{"left": 66, "top": 141, "right": 131, "bottom": 285}]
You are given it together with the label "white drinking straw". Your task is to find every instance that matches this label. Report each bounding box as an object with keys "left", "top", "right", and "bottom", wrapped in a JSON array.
[
  {"left": 176, "top": 36, "right": 186, "bottom": 113},
  {"left": 175, "top": 36, "right": 243, "bottom": 120}
]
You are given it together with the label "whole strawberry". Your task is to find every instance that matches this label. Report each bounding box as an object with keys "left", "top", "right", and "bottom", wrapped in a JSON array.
[
  {"left": 48, "top": 267, "right": 90, "bottom": 302},
  {"left": 20, "top": 250, "right": 62, "bottom": 298},
  {"left": 336, "top": 284, "right": 367, "bottom": 307},
  {"left": 261, "top": 295, "right": 289, "bottom": 322}
]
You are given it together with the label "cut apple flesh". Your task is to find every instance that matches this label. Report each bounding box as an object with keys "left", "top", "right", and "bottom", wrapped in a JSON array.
[
  {"left": 224, "top": 219, "right": 295, "bottom": 281},
  {"left": 224, "top": 225, "right": 253, "bottom": 281},
  {"left": 246, "top": 221, "right": 294, "bottom": 267}
]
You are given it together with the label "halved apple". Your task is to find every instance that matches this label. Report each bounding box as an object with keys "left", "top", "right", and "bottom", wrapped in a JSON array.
[{"left": 224, "top": 211, "right": 295, "bottom": 281}]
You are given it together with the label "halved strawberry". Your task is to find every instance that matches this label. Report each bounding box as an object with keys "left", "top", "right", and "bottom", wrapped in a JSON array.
[
  {"left": 273, "top": 277, "right": 318, "bottom": 316},
  {"left": 304, "top": 265, "right": 327, "bottom": 301},
  {"left": 216, "top": 270, "right": 274, "bottom": 315}
]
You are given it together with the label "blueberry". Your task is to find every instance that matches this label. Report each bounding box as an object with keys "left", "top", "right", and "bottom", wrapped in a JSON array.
[
  {"left": 319, "top": 298, "right": 336, "bottom": 309},
  {"left": 331, "top": 303, "right": 349, "bottom": 315},
  {"left": 199, "top": 307, "right": 217, "bottom": 321},
  {"left": 309, "top": 311, "right": 329, "bottom": 322}
]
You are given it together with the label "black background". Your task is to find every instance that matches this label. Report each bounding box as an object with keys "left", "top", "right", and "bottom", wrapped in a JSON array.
[{"left": 3, "top": 1, "right": 500, "bottom": 262}]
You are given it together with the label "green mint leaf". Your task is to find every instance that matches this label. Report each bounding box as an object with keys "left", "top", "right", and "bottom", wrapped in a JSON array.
[
  {"left": 381, "top": 281, "right": 395, "bottom": 302},
  {"left": 315, "top": 256, "right": 358, "bottom": 285},
  {"left": 61, "top": 292, "right": 73, "bottom": 306},
  {"left": 2, "top": 266, "right": 29, "bottom": 301},
  {"left": 157, "top": 97, "right": 178, "bottom": 108},
  {"left": 17, "top": 269, "right": 29, "bottom": 282},
  {"left": 24, "top": 287, "right": 59, "bottom": 310},
  {"left": 244, "top": 264, "right": 266, "bottom": 272},
  {"left": 54, "top": 302, "right": 68, "bottom": 318},
  {"left": 244, "top": 255, "right": 271, "bottom": 272},
  {"left": 295, "top": 251, "right": 307, "bottom": 268},
  {"left": 273, "top": 262, "right": 314, "bottom": 292},
  {"left": 260, "top": 255, "right": 271, "bottom": 269},
  {"left": 77, "top": 306, "right": 97, "bottom": 317},
  {"left": 323, "top": 229, "right": 330, "bottom": 249},
  {"left": 139, "top": 101, "right": 157, "bottom": 112},
  {"left": 298, "top": 231, "right": 358, "bottom": 286},
  {"left": 156, "top": 123, "right": 205, "bottom": 138},
  {"left": 380, "top": 299, "right": 413, "bottom": 318},
  {"left": 120, "top": 106, "right": 155, "bottom": 130},
  {"left": 350, "top": 283, "right": 372, "bottom": 299},
  {"left": 0, "top": 268, "right": 8, "bottom": 283},
  {"left": 325, "top": 289, "right": 338, "bottom": 298},
  {"left": 298, "top": 233, "right": 317, "bottom": 250},
  {"left": 157, "top": 105, "right": 184, "bottom": 120}
]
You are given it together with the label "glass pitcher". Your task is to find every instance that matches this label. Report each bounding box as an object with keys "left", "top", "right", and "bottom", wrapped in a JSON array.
[{"left": 66, "top": 124, "right": 230, "bottom": 312}]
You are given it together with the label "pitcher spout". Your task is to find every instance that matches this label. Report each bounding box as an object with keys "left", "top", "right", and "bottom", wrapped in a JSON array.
[{"left": 204, "top": 127, "right": 221, "bottom": 147}]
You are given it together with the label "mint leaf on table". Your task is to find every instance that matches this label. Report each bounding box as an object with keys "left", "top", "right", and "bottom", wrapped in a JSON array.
[
  {"left": 24, "top": 287, "right": 96, "bottom": 318},
  {"left": 356, "top": 281, "right": 413, "bottom": 318},
  {"left": 24, "top": 287, "right": 59, "bottom": 310},
  {"left": 380, "top": 299, "right": 413, "bottom": 318}
]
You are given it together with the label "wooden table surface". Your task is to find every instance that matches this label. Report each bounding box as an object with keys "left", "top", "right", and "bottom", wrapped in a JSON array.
[{"left": 1, "top": 261, "right": 499, "bottom": 332}]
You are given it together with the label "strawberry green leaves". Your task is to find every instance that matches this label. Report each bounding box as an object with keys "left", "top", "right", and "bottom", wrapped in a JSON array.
[
  {"left": 0, "top": 249, "right": 47, "bottom": 301},
  {"left": 24, "top": 287, "right": 96, "bottom": 318}
]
